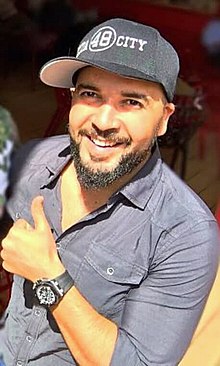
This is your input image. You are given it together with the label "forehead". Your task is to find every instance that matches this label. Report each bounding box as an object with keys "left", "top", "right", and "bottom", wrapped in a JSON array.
[{"left": 76, "top": 66, "right": 164, "bottom": 97}]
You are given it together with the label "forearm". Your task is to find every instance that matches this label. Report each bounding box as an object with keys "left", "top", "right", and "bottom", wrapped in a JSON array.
[{"left": 52, "top": 286, "right": 118, "bottom": 366}]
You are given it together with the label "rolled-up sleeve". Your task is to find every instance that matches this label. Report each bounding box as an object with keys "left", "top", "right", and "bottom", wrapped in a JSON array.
[{"left": 110, "top": 220, "right": 220, "bottom": 366}]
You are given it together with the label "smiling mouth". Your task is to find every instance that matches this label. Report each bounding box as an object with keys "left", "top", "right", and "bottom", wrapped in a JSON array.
[
  {"left": 89, "top": 136, "right": 123, "bottom": 148},
  {"left": 79, "top": 129, "right": 130, "bottom": 148}
]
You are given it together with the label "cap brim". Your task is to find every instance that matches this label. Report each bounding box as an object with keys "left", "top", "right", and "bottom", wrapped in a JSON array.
[
  {"left": 39, "top": 56, "right": 160, "bottom": 89},
  {"left": 39, "top": 57, "right": 90, "bottom": 88}
]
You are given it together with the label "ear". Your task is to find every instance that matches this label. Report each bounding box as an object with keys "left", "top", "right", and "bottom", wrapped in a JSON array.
[{"left": 157, "top": 102, "right": 175, "bottom": 136}]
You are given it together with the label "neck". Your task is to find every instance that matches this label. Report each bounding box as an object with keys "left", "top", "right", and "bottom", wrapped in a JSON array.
[
  {"left": 61, "top": 157, "right": 148, "bottom": 230},
  {"left": 75, "top": 156, "right": 148, "bottom": 206}
]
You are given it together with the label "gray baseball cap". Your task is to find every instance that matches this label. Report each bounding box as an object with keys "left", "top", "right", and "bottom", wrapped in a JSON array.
[{"left": 40, "top": 18, "right": 180, "bottom": 101}]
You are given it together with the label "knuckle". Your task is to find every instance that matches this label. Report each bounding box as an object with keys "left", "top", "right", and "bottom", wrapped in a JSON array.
[
  {"left": 1, "top": 238, "right": 7, "bottom": 248},
  {"left": 2, "top": 260, "right": 10, "bottom": 272},
  {"left": 1, "top": 249, "right": 7, "bottom": 261}
]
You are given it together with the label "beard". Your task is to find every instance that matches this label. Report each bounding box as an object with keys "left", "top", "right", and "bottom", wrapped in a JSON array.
[{"left": 69, "top": 131, "right": 155, "bottom": 190}]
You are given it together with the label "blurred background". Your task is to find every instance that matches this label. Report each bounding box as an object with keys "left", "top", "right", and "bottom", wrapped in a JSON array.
[
  {"left": 0, "top": 1, "right": 220, "bottom": 365},
  {"left": 0, "top": 0, "right": 219, "bottom": 213}
]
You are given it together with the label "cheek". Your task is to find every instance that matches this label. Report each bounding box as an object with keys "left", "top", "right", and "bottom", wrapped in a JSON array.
[
  {"left": 69, "top": 105, "right": 81, "bottom": 125},
  {"left": 68, "top": 106, "right": 86, "bottom": 138},
  {"left": 126, "top": 120, "right": 157, "bottom": 145},
  {"left": 126, "top": 109, "right": 164, "bottom": 144}
]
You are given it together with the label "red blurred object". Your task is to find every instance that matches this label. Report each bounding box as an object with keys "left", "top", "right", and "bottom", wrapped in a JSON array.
[
  {"left": 1, "top": 19, "right": 59, "bottom": 90},
  {"left": 159, "top": 81, "right": 206, "bottom": 179},
  {"left": 216, "top": 201, "right": 220, "bottom": 225},
  {"left": 0, "top": 267, "right": 12, "bottom": 317},
  {"left": 44, "top": 88, "right": 72, "bottom": 137},
  {"left": 197, "top": 74, "right": 220, "bottom": 174},
  {"left": 29, "top": 29, "right": 59, "bottom": 89},
  {"left": 14, "top": 0, "right": 29, "bottom": 13}
]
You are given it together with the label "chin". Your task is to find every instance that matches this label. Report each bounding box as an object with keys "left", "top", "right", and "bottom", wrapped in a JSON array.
[
  {"left": 83, "top": 161, "right": 119, "bottom": 174},
  {"left": 81, "top": 153, "right": 121, "bottom": 172}
]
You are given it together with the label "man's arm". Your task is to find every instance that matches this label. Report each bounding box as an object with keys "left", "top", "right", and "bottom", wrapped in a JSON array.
[
  {"left": 110, "top": 218, "right": 220, "bottom": 365},
  {"left": 52, "top": 285, "right": 118, "bottom": 366},
  {"left": 51, "top": 217, "right": 220, "bottom": 366}
]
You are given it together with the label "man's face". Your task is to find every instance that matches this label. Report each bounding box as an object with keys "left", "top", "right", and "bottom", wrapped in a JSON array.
[{"left": 68, "top": 67, "right": 174, "bottom": 189}]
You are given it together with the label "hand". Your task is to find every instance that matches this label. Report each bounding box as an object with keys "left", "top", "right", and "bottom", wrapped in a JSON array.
[{"left": 0, "top": 196, "right": 65, "bottom": 282}]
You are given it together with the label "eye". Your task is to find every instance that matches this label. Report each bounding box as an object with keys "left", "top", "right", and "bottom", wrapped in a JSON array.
[
  {"left": 76, "top": 90, "right": 103, "bottom": 105},
  {"left": 79, "top": 91, "right": 98, "bottom": 98},
  {"left": 123, "top": 99, "right": 143, "bottom": 108}
]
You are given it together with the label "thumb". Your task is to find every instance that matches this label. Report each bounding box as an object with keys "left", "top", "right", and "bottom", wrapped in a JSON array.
[
  {"left": 31, "top": 196, "right": 50, "bottom": 231},
  {"left": 14, "top": 218, "right": 33, "bottom": 231}
]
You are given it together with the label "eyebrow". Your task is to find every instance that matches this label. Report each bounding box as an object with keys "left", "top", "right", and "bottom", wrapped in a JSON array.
[
  {"left": 76, "top": 83, "right": 149, "bottom": 101},
  {"left": 76, "top": 83, "right": 99, "bottom": 92},
  {"left": 121, "top": 91, "right": 149, "bottom": 101}
]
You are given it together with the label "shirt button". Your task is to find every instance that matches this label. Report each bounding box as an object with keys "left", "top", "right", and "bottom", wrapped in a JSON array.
[
  {"left": 16, "top": 361, "right": 24, "bottom": 366},
  {"left": 107, "top": 267, "right": 114, "bottom": 275},
  {"left": 15, "top": 212, "right": 20, "bottom": 219},
  {"left": 34, "top": 309, "right": 41, "bottom": 316},
  {"left": 26, "top": 335, "right": 33, "bottom": 342}
]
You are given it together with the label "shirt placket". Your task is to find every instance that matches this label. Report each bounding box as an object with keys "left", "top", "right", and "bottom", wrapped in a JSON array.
[{"left": 15, "top": 305, "right": 47, "bottom": 366}]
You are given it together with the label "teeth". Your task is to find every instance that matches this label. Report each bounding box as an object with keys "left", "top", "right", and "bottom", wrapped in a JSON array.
[{"left": 92, "top": 138, "right": 116, "bottom": 147}]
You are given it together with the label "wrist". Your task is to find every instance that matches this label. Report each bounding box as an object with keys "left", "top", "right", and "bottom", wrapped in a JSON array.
[
  {"left": 33, "top": 269, "right": 74, "bottom": 307},
  {"left": 32, "top": 259, "right": 65, "bottom": 283},
  {"left": 44, "top": 261, "right": 66, "bottom": 281}
]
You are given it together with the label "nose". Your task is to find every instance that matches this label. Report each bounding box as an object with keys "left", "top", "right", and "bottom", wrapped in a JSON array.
[{"left": 92, "top": 104, "right": 120, "bottom": 132}]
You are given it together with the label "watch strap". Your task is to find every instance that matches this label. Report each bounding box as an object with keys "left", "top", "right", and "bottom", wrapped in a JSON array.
[{"left": 51, "top": 270, "right": 74, "bottom": 296}]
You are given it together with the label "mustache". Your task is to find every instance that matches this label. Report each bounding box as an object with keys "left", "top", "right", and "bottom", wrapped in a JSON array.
[{"left": 79, "top": 128, "right": 131, "bottom": 146}]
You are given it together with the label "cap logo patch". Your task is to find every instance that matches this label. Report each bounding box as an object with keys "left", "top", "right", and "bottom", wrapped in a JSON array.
[
  {"left": 89, "top": 26, "right": 116, "bottom": 52},
  {"left": 77, "top": 26, "right": 148, "bottom": 57}
]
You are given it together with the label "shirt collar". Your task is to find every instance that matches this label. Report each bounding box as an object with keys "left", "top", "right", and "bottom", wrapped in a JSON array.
[
  {"left": 43, "top": 137, "right": 162, "bottom": 210},
  {"left": 119, "top": 143, "right": 162, "bottom": 209},
  {"left": 41, "top": 140, "right": 72, "bottom": 187}
]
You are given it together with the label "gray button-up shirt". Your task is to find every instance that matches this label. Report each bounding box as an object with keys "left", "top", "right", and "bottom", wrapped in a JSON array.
[{"left": 2, "top": 135, "right": 219, "bottom": 366}]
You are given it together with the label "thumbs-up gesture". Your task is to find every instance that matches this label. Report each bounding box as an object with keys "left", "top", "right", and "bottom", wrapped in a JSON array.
[{"left": 1, "top": 196, "right": 65, "bottom": 282}]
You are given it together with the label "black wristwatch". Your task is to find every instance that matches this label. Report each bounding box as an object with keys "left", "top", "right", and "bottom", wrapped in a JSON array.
[{"left": 33, "top": 270, "right": 74, "bottom": 307}]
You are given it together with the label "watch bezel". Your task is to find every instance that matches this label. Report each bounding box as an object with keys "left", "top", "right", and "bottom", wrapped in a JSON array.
[
  {"left": 33, "top": 279, "right": 64, "bottom": 306},
  {"left": 33, "top": 270, "right": 74, "bottom": 307}
]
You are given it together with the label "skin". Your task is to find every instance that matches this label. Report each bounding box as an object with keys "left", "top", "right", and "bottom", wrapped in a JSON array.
[
  {"left": 1, "top": 67, "right": 175, "bottom": 365},
  {"left": 69, "top": 67, "right": 172, "bottom": 175}
]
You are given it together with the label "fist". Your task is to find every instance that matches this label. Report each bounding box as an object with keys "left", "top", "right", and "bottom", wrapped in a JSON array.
[{"left": 1, "top": 196, "right": 65, "bottom": 282}]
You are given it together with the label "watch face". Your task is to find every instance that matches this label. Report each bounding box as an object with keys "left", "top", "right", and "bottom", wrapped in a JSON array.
[{"left": 36, "top": 285, "right": 58, "bottom": 306}]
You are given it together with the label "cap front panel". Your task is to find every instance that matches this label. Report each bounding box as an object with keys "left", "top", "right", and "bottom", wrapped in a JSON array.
[{"left": 75, "top": 20, "right": 156, "bottom": 75}]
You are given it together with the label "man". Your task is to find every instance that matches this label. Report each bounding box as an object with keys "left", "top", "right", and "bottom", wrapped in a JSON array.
[{"left": 1, "top": 18, "right": 219, "bottom": 366}]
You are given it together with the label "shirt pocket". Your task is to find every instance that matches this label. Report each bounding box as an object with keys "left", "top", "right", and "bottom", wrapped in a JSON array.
[{"left": 75, "top": 242, "right": 146, "bottom": 318}]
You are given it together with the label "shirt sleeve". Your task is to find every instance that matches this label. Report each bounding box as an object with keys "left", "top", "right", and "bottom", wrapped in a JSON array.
[{"left": 110, "top": 220, "right": 220, "bottom": 366}]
